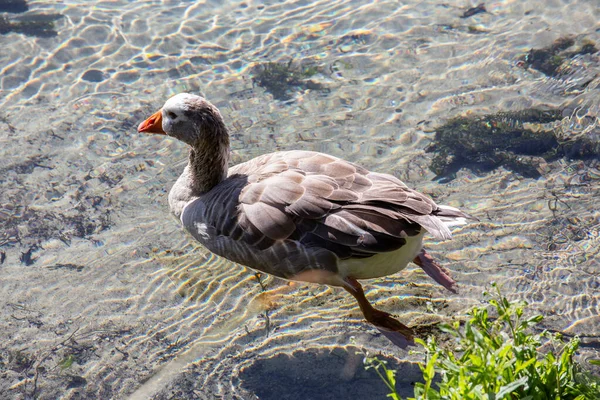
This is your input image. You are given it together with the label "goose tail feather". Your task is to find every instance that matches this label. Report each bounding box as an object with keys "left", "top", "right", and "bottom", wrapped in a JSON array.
[{"left": 435, "top": 205, "right": 478, "bottom": 228}]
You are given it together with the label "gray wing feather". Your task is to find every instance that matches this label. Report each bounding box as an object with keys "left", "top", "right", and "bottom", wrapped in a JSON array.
[
  {"left": 236, "top": 151, "right": 455, "bottom": 244},
  {"left": 187, "top": 151, "right": 470, "bottom": 276},
  {"left": 241, "top": 202, "right": 295, "bottom": 240}
]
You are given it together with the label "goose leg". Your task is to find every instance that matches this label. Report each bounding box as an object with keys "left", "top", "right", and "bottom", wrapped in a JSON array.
[
  {"left": 343, "top": 277, "right": 414, "bottom": 348},
  {"left": 413, "top": 249, "right": 457, "bottom": 293}
]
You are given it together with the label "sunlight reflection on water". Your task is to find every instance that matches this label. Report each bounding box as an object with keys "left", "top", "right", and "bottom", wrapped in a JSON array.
[{"left": 0, "top": 0, "right": 598, "bottom": 398}]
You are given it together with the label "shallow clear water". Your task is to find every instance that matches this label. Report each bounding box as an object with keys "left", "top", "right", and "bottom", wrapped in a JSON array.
[{"left": 1, "top": 0, "right": 599, "bottom": 399}]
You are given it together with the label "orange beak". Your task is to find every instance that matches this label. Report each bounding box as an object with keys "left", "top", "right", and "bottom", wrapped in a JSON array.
[{"left": 137, "top": 110, "right": 165, "bottom": 134}]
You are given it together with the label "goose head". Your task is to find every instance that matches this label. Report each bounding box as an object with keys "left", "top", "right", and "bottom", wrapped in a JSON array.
[{"left": 137, "top": 93, "right": 227, "bottom": 147}]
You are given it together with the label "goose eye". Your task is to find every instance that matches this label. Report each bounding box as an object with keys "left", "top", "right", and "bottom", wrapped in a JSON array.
[{"left": 166, "top": 111, "right": 177, "bottom": 120}]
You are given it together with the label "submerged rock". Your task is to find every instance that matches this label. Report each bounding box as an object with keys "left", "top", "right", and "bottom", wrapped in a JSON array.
[
  {"left": 81, "top": 69, "right": 106, "bottom": 82},
  {"left": 0, "top": 13, "right": 61, "bottom": 37},
  {"left": 0, "top": 0, "right": 28, "bottom": 13},
  {"left": 461, "top": 3, "right": 486, "bottom": 19}
]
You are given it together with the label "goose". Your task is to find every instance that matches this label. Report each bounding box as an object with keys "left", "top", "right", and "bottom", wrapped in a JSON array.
[{"left": 137, "top": 93, "right": 475, "bottom": 348}]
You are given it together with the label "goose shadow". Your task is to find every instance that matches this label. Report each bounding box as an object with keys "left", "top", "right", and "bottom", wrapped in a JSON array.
[{"left": 237, "top": 346, "right": 424, "bottom": 399}]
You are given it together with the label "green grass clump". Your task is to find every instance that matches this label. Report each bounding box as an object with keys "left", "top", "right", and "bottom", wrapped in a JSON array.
[{"left": 365, "top": 284, "right": 600, "bottom": 399}]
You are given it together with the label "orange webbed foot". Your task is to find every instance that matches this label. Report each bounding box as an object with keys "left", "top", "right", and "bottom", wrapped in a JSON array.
[
  {"left": 413, "top": 249, "right": 457, "bottom": 293},
  {"left": 343, "top": 277, "right": 415, "bottom": 348}
]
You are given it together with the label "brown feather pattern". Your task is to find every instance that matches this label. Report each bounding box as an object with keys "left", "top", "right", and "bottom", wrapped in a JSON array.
[{"left": 180, "top": 150, "right": 470, "bottom": 279}]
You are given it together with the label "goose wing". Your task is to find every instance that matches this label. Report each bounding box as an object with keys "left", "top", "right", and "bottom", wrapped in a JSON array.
[{"left": 184, "top": 151, "right": 468, "bottom": 262}]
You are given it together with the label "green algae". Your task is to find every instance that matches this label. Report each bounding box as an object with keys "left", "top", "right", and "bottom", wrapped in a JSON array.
[
  {"left": 427, "top": 108, "right": 600, "bottom": 179},
  {"left": 251, "top": 60, "right": 325, "bottom": 101}
]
